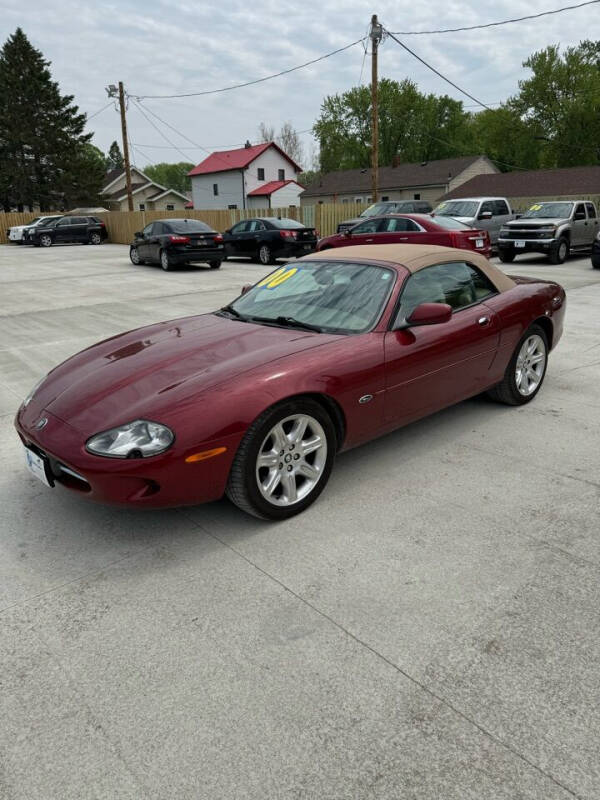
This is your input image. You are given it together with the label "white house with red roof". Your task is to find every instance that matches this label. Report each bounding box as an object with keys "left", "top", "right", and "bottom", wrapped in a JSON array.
[{"left": 188, "top": 141, "right": 303, "bottom": 210}]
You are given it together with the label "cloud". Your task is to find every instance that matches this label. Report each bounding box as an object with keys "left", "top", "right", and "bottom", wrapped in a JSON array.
[{"left": 2, "top": 0, "right": 593, "bottom": 166}]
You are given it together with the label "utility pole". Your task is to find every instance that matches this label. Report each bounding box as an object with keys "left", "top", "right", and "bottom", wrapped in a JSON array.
[
  {"left": 370, "top": 14, "right": 383, "bottom": 203},
  {"left": 106, "top": 82, "right": 133, "bottom": 211}
]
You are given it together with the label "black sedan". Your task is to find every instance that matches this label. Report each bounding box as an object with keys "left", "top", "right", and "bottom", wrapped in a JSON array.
[
  {"left": 129, "top": 219, "right": 224, "bottom": 271},
  {"left": 223, "top": 217, "right": 317, "bottom": 265},
  {"left": 592, "top": 232, "right": 600, "bottom": 269}
]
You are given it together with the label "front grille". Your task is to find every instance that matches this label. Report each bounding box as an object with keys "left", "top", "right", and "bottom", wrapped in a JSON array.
[{"left": 503, "top": 229, "right": 551, "bottom": 240}]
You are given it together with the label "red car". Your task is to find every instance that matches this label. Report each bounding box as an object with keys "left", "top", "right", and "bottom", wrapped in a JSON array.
[
  {"left": 16, "top": 244, "right": 565, "bottom": 520},
  {"left": 317, "top": 213, "right": 491, "bottom": 257}
]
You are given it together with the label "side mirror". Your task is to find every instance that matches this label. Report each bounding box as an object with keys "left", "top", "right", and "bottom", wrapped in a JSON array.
[
  {"left": 134, "top": 231, "right": 142, "bottom": 238},
  {"left": 515, "top": 213, "right": 522, "bottom": 219},
  {"left": 344, "top": 230, "right": 352, "bottom": 238},
  {"left": 478, "top": 211, "right": 493, "bottom": 220},
  {"left": 405, "top": 302, "right": 452, "bottom": 327},
  {"left": 241, "top": 283, "right": 253, "bottom": 295}
]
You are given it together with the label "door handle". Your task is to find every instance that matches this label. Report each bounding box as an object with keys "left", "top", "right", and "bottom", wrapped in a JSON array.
[
  {"left": 398, "top": 237, "right": 409, "bottom": 241},
  {"left": 366, "top": 238, "right": 373, "bottom": 242},
  {"left": 478, "top": 316, "right": 490, "bottom": 326}
]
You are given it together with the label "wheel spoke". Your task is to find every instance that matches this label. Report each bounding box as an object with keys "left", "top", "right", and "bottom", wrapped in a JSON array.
[
  {"left": 527, "top": 338, "right": 537, "bottom": 355},
  {"left": 527, "top": 368, "right": 538, "bottom": 385},
  {"left": 298, "top": 462, "right": 319, "bottom": 480},
  {"left": 257, "top": 451, "right": 279, "bottom": 469},
  {"left": 529, "top": 352, "right": 544, "bottom": 365},
  {"left": 289, "top": 417, "right": 308, "bottom": 444},
  {"left": 262, "top": 470, "right": 281, "bottom": 497},
  {"left": 271, "top": 423, "right": 289, "bottom": 452},
  {"left": 280, "top": 472, "right": 298, "bottom": 502},
  {"left": 301, "top": 435, "right": 323, "bottom": 456}
]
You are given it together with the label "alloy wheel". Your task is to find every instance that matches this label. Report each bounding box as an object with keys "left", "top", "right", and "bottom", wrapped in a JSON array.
[
  {"left": 40, "top": 234, "right": 52, "bottom": 247},
  {"left": 161, "top": 250, "right": 170, "bottom": 270},
  {"left": 259, "top": 245, "right": 271, "bottom": 265},
  {"left": 90, "top": 233, "right": 101, "bottom": 245},
  {"left": 255, "top": 414, "right": 327, "bottom": 506},
  {"left": 130, "top": 247, "right": 140, "bottom": 264},
  {"left": 515, "top": 334, "right": 546, "bottom": 396}
]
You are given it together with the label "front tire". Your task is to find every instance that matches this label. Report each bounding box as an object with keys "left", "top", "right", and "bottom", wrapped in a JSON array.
[
  {"left": 258, "top": 244, "right": 275, "bottom": 265},
  {"left": 226, "top": 398, "right": 336, "bottom": 520},
  {"left": 498, "top": 248, "right": 515, "bottom": 263},
  {"left": 129, "top": 246, "right": 144, "bottom": 265},
  {"left": 549, "top": 237, "right": 569, "bottom": 264},
  {"left": 209, "top": 260, "right": 222, "bottom": 269},
  {"left": 160, "top": 249, "right": 172, "bottom": 271},
  {"left": 487, "top": 324, "right": 548, "bottom": 406},
  {"left": 39, "top": 234, "right": 52, "bottom": 248}
]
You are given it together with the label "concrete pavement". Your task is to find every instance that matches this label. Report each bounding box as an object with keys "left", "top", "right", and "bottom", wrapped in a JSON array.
[{"left": 1, "top": 243, "right": 599, "bottom": 799}]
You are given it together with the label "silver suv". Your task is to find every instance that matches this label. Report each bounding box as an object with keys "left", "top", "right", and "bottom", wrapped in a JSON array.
[
  {"left": 498, "top": 201, "right": 599, "bottom": 264},
  {"left": 432, "top": 197, "right": 514, "bottom": 245}
]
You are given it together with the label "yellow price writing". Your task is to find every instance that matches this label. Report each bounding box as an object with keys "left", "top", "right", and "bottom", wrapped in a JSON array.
[
  {"left": 529, "top": 204, "right": 542, "bottom": 211},
  {"left": 257, "top": 266, "right": 298, "bottom": 289}
]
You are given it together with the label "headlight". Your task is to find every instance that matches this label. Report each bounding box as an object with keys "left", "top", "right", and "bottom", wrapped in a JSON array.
[
  {"left": 23, "top": 375, "right": 47, "bottom": 408},
  {"left": 86, "top": 419, "right": 174, "bottom": 459}
]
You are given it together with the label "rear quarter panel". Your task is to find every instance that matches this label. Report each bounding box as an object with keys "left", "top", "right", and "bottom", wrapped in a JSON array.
[{"left": 483, "top": 278, "right": 565, "bottom": 383}]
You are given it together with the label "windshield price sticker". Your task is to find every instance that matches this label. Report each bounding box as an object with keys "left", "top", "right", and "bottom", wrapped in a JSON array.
[
  {"left": 530, "top": 204, "right": 542, "bottom": 211},
  {"left": 257, "top": 267, "right": 299, "bottom": 289}
]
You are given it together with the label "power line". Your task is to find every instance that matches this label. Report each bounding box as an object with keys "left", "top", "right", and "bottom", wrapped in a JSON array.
[
  {"left": 130, "top": 37, "right": 366, "bottom": 99},
  {"left": 85, "top": 101, "right": 115, "bottom": 122},
  {"left": 129, "top": 128, "right": 316, "bottom": 152},
  {"left": 130, "top": 99, "right": 195, "bottom": 162},
  {"left": 384, "top": 28, "right": 493, "bottom": 110},
  {"left": 389, "top": 0, "right": 600, "bottom": 34}
]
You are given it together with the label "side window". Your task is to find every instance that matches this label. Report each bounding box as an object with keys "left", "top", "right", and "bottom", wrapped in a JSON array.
[
  {"left": 585, "top": 203, "right": 597, "bottom": 219},
  {"left": 153, "top": 223, "right": 165, "bottom": 235},
  {"left": 57, "top": 218, "right": 72, "bottom": 227},
  {"left": 399, "top": 262, "right": 497, "bottom": 317},
  {"left": 494, "top": 200, "right": 509, "bottom": 215},
  {"left": 257, "top": 168, "right": 265, "bottom": 181},
  {"left": 142, "top": 223, "right": 154, "bottom": 237},
  {"left": 278, "top": 169, "right": 285, "bottom": 181},
  {"left": 248, "top": 220, "right": 265, "bottom": 232},
  {"left": 231, "top": 221, "right": 248, "bottom": 234},
  {"left": 352, "top": 219, "right": 381, "bottom": 234},
  {"left": 574, "top": 203, "right": 586, "bottom": 220},
  {"left": 381, "top": 217, "right": 408, "bottom": 232},
  {"left": 480, "top": 201, "right": 494, "bottom": 215}
]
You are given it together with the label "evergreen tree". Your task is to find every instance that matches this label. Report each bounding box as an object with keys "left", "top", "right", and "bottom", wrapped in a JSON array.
[
  {"left": 106, "top": 140, "right": 124, "bottom": 171},
  {"left": 0, "top": 28, "right": 99, "bottom": 210}
]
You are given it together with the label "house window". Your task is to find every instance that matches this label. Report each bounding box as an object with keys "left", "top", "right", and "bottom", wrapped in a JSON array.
[
  {"left": 381, "top": 196, "right": 389, "bottom": 201},
  {"left": 166, "top": 204, "right": 174, "bottom": 211},
  {"left": 413, "top": 193, "right": 421, "bottom": 200},
  {"left": 342, "top": 198, "right": 350, "bottom": 204},
  {"left": 318, "top": 201, "right": 324, "bottom": 205},
  {"left": 354, "top": 197, "right": 362, "bottom": 203},
  {"left": 213, "top": 184, "right": 219, "bottom": 196},
  {"left": 228, "top": 204, "right": 238, "bottom": 210},
  {"left": 278, "top": 169, "right": 285, "bottom": 181},
  {"left": 138, "top": 203, "right": 145, "bottom": 211},
  {"left": 257, "top": 168, "right": 265, "bottom": 181}
]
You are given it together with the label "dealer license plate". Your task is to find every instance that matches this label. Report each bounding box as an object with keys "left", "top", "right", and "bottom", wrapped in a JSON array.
[
  {"left": 515, "top": 241, "right": 526, "bottom": 248},
  {"left": 475, "top": 238, "right": 484, "bottom": 248},
  {"left": 24, "top": 447, "right": 52, "bottom": 488}
]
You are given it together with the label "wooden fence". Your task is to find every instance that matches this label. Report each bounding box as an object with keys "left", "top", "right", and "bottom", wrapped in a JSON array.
[{"left": 2, "top": 195, "right": 599, "bottom": 245}]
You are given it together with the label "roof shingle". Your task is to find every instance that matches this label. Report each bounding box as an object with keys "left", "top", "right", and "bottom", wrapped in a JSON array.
[
  {"left": 439, "top": 166, "right": 600, "bottom": 200},
  {"left": 188, "top": 142, "right": 302, "bottom": 176}
]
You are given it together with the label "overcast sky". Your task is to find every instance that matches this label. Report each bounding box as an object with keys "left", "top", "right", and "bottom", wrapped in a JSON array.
[{"left": 1, "top": 0, "right": 593, "bottom": 169}]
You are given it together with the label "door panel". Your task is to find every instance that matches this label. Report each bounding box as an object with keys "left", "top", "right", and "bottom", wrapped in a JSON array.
[{"left": 571, "top": 204, "right": 588, "bottom": 247}]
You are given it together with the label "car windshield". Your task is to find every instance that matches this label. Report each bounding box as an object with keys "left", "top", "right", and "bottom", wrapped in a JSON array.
[
  {"left": 27, "top": 217, "right": 41, "bottom": 225},
  {"left": 521, "top": 202, "right": 574, "bottom": 219},
  {"left": 167, "top": 220, "right": 212, "bottom": 233},
  {"left": 430, "top": 215, "right": 471, "bottom": 230},
  {"left": 434, "top": 201, "right": 478, "bottom": 217},
  {"left": 266, "top": 218, "right": 305, "bottom": 229},
  {"left": 226, "top": 260, "right": 395, "bottom": 334},
  {"left": 360, "top": 203, "right": 394, "bottom": 218}
]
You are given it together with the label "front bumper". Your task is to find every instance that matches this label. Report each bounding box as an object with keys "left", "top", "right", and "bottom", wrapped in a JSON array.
[
  {"left": 15, "top": 408, "right": 239, "bottom": 508},
  {"left": 498, "top": 237, "right": 556, "bottom": 254}
]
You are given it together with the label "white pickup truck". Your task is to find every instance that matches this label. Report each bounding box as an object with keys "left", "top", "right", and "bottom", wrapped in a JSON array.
[
  {"left": 498, "top": 200, "right": 599, "bottom": 264},
  {"left": 432, "top": 197, "right": 515, "bottom": 245}
]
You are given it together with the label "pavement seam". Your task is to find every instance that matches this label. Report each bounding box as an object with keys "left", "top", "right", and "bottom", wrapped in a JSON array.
[{"left": 179, "top": 508, "right": 584, "bottom": 800}]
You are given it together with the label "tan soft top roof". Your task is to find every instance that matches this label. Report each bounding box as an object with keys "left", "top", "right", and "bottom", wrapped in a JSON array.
[{"left": 301, "top": 244, "right": 515, "bottom": 293}]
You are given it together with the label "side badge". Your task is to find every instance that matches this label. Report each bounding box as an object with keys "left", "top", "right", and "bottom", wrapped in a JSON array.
[{"left": 358, "top": 394, "right": 373, "bottom": 404}]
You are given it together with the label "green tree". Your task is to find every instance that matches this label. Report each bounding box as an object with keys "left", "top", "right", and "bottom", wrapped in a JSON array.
[
  {"left": 62, "top": 144, "right": 107, "bottom": 208},
  {"left": 143, "top": 162, "right": 194, "bottom": 194},
  {"left": 464, "top": 105, "right": 541, "bottom": 172},
  {"left": 105, "top": 140, "right": 124, "bottom": 171},
  {"left": 0, "top": 28, "right": 96, "bottom": 211},
  {"left": 313, "top": 79, "right": 473, "bottom": 172},
  {"left": 513, "top": 40, "right": 600, "bottom": 167}
]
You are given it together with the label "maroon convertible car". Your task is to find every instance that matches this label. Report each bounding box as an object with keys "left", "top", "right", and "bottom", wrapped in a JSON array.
[{"left": 16, "top": 244, "right": 565, "bottom": 520}]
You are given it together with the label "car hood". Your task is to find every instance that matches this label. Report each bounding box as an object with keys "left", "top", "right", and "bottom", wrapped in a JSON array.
[
  {"left": 27, "top": 313, "right": 337, "bottom": 433},
  {"left": 506, "top": 217, "right": 568, "bottom": 227}
]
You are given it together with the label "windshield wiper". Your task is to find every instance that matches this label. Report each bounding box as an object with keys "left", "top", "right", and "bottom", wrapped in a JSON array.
[
  {"left": 248, "top": 315, "right": 322, "bottom": 333},
  {"left": 217, "top": 304, "right": 245, "bottom": 320}
]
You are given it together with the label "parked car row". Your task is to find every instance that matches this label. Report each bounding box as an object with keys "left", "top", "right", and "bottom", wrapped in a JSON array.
[{"left": 7, "top": 215, "right": 108, "bottom": 246}]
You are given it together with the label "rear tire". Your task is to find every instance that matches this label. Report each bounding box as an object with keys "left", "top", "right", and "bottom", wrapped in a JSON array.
[
  {"left": 89, "top": 232, "right": 102, "bottom": 245},
  {"left": 160, "top": 249, "right": 172, "bottom": 271},
  {"left": 209, "top": 260, "right": 222, "bottom": 269},
  {"left": 549, "top": 237, "right": 569, "bottom": 264},
  {"left": 487, "top": 324, "right": 548, "bottom": 406},
  {"left": 226, "top": 398, "right": 336, "bottom": 520},
  {"left": 498, "top": 248, "right": 514, "bottom": 263},
  {"left": 258, "top": 244, "right": 275, "bottom": 265}
]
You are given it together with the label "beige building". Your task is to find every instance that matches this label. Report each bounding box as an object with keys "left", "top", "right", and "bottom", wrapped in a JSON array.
[
  {"left": 301, "top": 156, "right": 498, "bottom": 206},
  {"left": 101, "top": 167, "right": 189, "bottom": 211}
]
